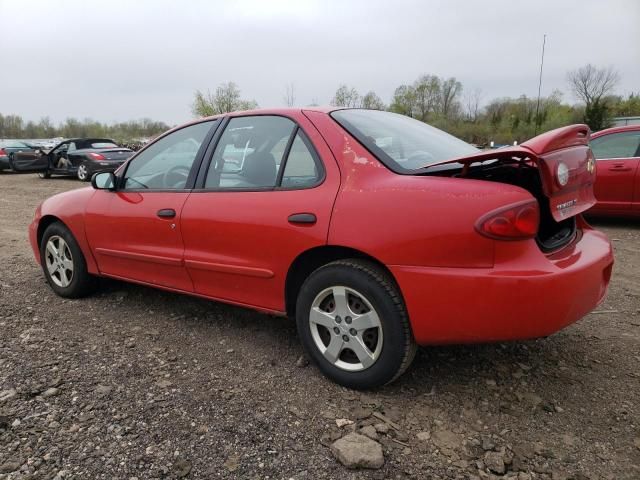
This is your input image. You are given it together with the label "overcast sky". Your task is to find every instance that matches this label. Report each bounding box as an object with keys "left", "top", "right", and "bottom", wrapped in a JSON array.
[{"left": 1, "top": 0, "right": 638, "bottom": 126}]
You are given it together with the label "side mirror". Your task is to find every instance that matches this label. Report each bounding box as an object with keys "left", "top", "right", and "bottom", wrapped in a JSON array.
[{"left": 91, "top": 172, "right": 116, "bottom": 190}]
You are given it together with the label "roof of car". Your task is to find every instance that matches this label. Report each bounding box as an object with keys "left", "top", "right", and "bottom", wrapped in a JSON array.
[{"left": 591, "top": 124, "right": 640, "bottom": 138}]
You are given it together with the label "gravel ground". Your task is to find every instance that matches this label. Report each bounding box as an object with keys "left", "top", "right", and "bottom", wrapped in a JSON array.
[{"left": 1, "top": 173, "right": 639, "bottom": 480}]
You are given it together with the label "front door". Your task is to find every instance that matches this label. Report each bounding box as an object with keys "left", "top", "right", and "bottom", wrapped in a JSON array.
[
  {"left": 591, "top": 130, "right": 640, "bottom": 212},
  {"left": 84, "top": 120, "right": 218, "bottom": 291},
  {"left": 180, "top": 114, "right": 341, "bottom": 312}
]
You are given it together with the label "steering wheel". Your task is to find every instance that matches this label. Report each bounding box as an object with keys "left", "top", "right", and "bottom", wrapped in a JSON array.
[{"left": 163, "top": 165, "right": 191, "bottom": 189}]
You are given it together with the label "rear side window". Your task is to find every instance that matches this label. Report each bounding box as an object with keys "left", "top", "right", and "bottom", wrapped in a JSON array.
[
  {"left": 591, "top": 131, "right": 640, "bottom": 159},
  {"left": 280, "top": 131, "right": 321, "bottom": 188}
]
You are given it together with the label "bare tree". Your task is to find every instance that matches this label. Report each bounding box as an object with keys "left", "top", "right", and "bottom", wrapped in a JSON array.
[
  {"left": 283, "top": 83, "right": 296, "bottom": 107},
  {"left": 464, "top": 88, "right": 483, "bottom": 122},
  {"left": 440, "top": 77, "right": 463, "bottom": 118},
  {"left": 568, "top": 64, "right": 619, "bottom": 105},
  {"left": 192, "top": 82, "right": 258, "bottom": 117},
  {"left": 567, "top": 64, "right": 619, "bottom": 130},
  {"left": 331, "top": 85, "right": 361, "bottom": 108}
]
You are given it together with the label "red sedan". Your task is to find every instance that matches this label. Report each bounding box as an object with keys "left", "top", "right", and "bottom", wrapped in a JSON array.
[
  {"left": 588, "top": 125, "right": 640, "bottom": 216},
  {"left": 28, "top": 108, "right": 614, "bottom": 389}
]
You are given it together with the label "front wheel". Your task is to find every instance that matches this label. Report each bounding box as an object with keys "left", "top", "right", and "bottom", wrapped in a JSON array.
[
  {"left": 296, "top": 259, "right": 416, "bottom": 389},
  {"left": 77, "top": 163, "right": 90, "bottom": 181},
  {"left": 40, "top": 222, "right": 97, "bottom": 298}
]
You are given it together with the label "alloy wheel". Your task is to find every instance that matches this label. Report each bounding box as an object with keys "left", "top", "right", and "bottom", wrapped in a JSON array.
[
  {"left": 309, "top": 286, "right": 383, "bottom": 372},
  {"left": 44, "top": 235, "right": 74, "bottom": 287},
  {"left": 77, "top": 164, "right": 88, "bottom": 181}
]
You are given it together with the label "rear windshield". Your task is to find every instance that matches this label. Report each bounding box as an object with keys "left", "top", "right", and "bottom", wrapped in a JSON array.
[
  {"left": 331, "top": 109, "right": 478, "bottom": 173},
  {"left": 0, "top": 140, "right": 29, "bottom": 148}
]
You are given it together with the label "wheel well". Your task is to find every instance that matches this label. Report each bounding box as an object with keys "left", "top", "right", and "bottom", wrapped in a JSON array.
[
  {"left": 37, "top": 215, "right": 64, "bottom": 249},
  {"left": 285, "top": 246, "right": 396, "bottom": 318}
]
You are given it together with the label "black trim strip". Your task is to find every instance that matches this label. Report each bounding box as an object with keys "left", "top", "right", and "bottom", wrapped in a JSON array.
[{"left": 275, "top": 126, "right": 299, "bottom": 187}]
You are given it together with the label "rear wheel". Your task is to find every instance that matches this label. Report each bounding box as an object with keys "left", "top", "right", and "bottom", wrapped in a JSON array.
[
  {"left": 40, "top": 222, "right": 97, "bottom": 298},
  {"left": 77, "top": 163, "right": 90, "bottom": 181},
  {"left": 296, "top": 259, "right": 416, "bottom": 389}
]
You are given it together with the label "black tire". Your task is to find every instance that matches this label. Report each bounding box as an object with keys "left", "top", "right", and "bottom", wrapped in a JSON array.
[
  {"left": 296, "top": 259, "right": 417, "bottom": 389},
  {"left": 77, "top": 162, "right": 91, "bottom": 181},
  {"left": 40, "top": 222, "right": 97, "bottom": 298}
]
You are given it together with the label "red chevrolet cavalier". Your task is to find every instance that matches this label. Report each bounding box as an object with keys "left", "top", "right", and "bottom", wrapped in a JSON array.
[{"left": 28, "top": 108, "right": 614, "bottom": 389}]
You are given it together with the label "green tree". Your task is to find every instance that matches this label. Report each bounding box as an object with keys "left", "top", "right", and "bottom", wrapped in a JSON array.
[
  {"left": 192, "top": 82, "right": 258, "bottom": 117},
  {"left": 331, "top": 85, "right": 361, "bottom": 107},
  {"left": 361, "top": 91, "right": 385, "bottom": 110},
  {"left": 389, "top": 85, "right": 416, "bottom": 117}
]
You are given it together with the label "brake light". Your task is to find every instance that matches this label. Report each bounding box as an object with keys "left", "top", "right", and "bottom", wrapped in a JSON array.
[
  {"left": 88, "top": 153, "right": 106, "bottom": 160},
  {"left": 0, "top": 148, "right": 6, "bottom": 157},
  {"left": 475, "top": 200, "right": 540, "bottom": 240}
]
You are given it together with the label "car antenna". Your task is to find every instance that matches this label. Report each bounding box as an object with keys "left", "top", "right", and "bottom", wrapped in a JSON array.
[{"left": 534, "top": 34, "right": 547, "bottom": 137}]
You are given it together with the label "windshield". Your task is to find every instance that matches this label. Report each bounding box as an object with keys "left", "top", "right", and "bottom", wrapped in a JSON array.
[{"left": 331, "top": 109, "right": 478, "bottom": 173}]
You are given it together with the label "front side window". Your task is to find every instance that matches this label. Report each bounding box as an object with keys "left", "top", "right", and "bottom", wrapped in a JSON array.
[
  {"left": 590, "top": 131, "right": 640, "bottom": 159},
  {"left": 205, "top": 116, "right": 296, "bottom": 189},
  {"left": 331, "top": 109, "right": 478, "bottom": 173},
  {"left": 124, "top": 121, "right": 214, "bottom": 190}
]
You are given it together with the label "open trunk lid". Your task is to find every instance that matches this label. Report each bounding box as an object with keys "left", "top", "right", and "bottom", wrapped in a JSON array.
[{"left": 419, "top": 124, "right": 596, "bottom": 222}]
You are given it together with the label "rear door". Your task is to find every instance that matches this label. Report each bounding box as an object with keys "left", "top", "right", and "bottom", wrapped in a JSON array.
[
  {"left": 180, "top": 113, "right": 341, "bottom": 312},
  {"left": 84, "top": 120, "right": 218, "bottom": 290},
  {"left": 589, "top": 130, "right": 640, "bottom": 213}
]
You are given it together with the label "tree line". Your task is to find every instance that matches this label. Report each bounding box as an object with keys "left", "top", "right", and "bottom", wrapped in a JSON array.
[
  {"left": 0, "top": 115, "right": 170, "bottom": 143},
  {"left": 3, "top": 64, "right": 637, "bottom": 145},
  {"left": 192, "top": 64, "right": 639, "bottom": 145}
]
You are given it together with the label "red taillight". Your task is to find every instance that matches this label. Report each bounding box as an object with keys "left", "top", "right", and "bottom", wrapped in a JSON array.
[
  {"left": 88, "top": 152, "right": 106, "bottom": 160},
  {"left": 476, "top": 200, "right": 540, "bottom": 240},
  {"left": 0, "top": 148, "right": 6, "bottom": 156}
]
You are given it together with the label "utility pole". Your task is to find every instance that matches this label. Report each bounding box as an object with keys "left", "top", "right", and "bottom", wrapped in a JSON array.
[{"left": 534, "top": 34, "right": 547, "bottom": 136}]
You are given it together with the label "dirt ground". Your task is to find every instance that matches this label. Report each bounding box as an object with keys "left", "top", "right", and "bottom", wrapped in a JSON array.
[{"left": 0, "top": 173, "right": 639, "bottom": 480}]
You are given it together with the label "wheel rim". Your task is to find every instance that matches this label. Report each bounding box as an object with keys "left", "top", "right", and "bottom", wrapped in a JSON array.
[
  {"left": 309, "top": 286, "right": 383, "bottom": 372},
  {"left": 44, "top": 236, "right": 74, "bottom": 288},
  {"left": 78, "top": 165, "right": 87, "bottom": 180}
]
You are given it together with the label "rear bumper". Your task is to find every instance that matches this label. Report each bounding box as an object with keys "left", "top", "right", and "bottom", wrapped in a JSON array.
[
  {"left": 0, "top": 156, "right": 10, "bottom": 169},
  {"left": 390, "top": 226, "right": 614, "bottom": 345}
]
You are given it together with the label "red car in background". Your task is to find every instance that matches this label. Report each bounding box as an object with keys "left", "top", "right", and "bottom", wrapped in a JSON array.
[
  {"left": 27, "top": 108, "right": 613, "bottom": 389},
  {"left": 589, "top": 125, "right": 640, "bottom": 216}
]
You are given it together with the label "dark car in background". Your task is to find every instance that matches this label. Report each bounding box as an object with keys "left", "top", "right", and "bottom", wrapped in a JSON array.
[
  {"left": 11, "top": 138, "right": 134, "bottom": 181},
  {"left": 0, "top": 140, "right": 40, "bottom": 171}
]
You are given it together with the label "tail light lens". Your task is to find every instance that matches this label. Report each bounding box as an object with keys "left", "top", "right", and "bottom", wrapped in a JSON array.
[
  {"left": 0, "top": 148, "right": 6, "bottom": 156},
  {"left": 476, "top": 200, "right": 540, "bottom": 240},
  {"left": 88, "top": 153, "right": 106, "bottom": 160}
]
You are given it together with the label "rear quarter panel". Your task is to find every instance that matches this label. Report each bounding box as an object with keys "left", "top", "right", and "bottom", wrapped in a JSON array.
[{"left": 305, "top": 110, "right": 534, "bottom": 268}]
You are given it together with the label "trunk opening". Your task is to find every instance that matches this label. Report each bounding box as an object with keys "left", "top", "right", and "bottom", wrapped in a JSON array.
[
  {"left": 433, "top": 160, "right": 577, "bottom": 252},
  {"left": 416, "top": 125, "right": 595, "bottom": 253}
]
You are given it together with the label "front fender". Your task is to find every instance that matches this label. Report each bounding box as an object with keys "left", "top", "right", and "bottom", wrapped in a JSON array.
[{"left": 30, "top": 187, "right": 99, "bottom": 274}]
